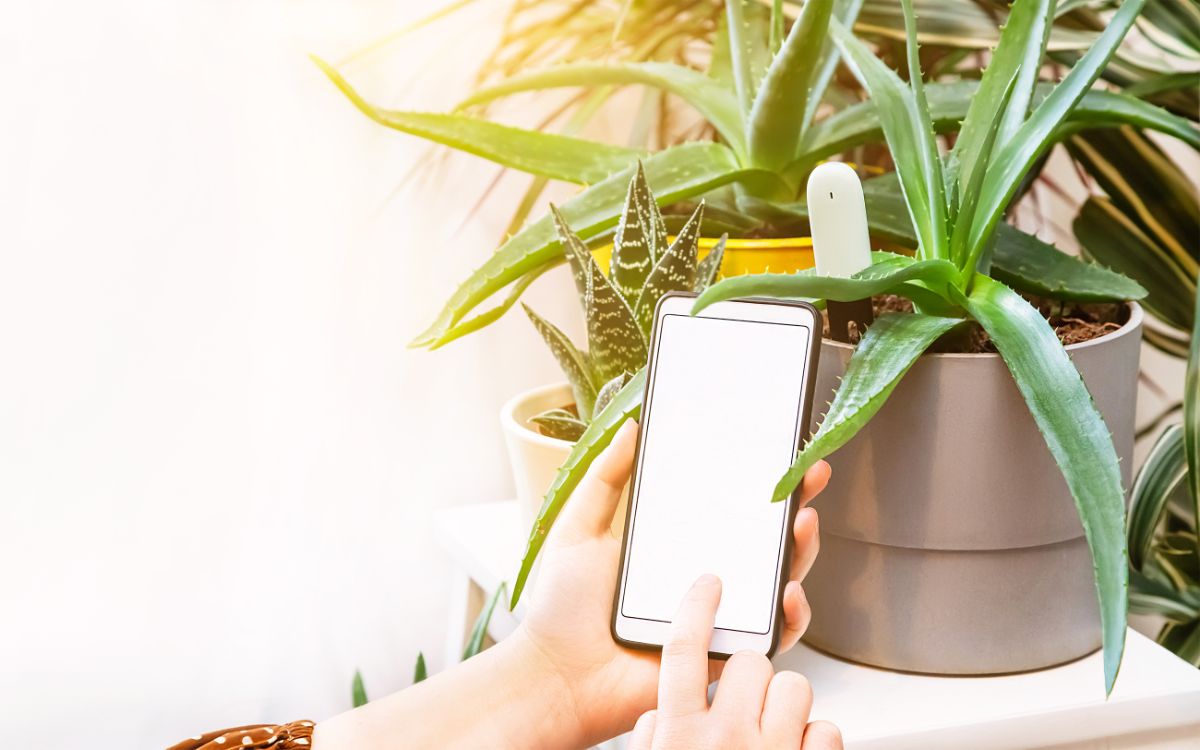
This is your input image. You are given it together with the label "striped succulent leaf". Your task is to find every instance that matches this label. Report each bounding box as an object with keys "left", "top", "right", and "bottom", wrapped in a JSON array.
[
  {"left": 530, "top": 409, "right": 588, "bottom": 442},
  {"left": 611, "top": 162, "right": 669, "bottom": 306},
  {"left": 695, "top": 234, "right": 728, "bottom": 292},
  {"left": 634, "top": 202, "right": 704, "bottom": 336},
  {"left": 593, "top": 372, "right": 632, "bottom": 416},
  {"left": 522, "top": 303, "right": 597, "bottom": 420},
  {"left": 550, "top": 206, "right": 593, "bottom": 302}
]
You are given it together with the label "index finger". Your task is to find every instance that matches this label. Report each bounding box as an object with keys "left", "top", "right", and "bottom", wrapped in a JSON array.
[{"left": 657, "top": 574, "right": 722, "bottom": 717}]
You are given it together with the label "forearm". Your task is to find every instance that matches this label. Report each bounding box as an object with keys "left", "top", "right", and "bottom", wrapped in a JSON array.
[{"left": 313, "top": 628, "right": 584, "bottom": 750}]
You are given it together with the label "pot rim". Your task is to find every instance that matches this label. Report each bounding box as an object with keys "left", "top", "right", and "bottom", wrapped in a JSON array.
[
  {"left": 500, "top": 381, "right": 576, "bottom": 449},
  {"left": 821, "top": 301, "right": 1143, "bottom": 358}
]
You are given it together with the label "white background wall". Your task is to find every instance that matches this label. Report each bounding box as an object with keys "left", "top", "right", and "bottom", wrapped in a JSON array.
[{"left": 0, "top": 2, "right": 588, "bottom": 747}]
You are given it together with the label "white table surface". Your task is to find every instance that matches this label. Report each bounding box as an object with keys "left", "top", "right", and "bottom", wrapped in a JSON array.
[{"left": 434, "top": 500, "right": 1200, "bottom": 749}]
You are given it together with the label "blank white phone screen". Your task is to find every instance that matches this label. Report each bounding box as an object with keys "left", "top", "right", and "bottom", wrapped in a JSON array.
[{"left": 621, "top": 312, "right": 812, "bottom": 634}]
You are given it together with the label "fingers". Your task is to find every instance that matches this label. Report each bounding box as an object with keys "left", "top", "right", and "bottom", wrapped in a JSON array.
[
  {"left": 802, "top": 720, "right": 844, "bottom": 749},
  {"left": 797, "top": 460, "right": 831, "bottom": 505},
  {"left": 658, "top": 574, "right": 721, "bottom": 717},
  {"left": 555, "top": 419, "right": 638, "bottom": 540},
  {"left": 627, "top": 710, "right": 656, "bottom": 750},
  {"left": 790, "top": 507, "right": 820, "bottom": 583},
  {"left": 775, "top": 580, "right": 812, "bottom": 653},
  {"left": 709, "top": 650, "right": 773, "bottom": 724},
  {"left": 760, "top": 671, "right": 812, "bottom": 748}
]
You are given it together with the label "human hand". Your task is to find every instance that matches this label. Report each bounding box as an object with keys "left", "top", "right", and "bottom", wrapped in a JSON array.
[
  {"left": 626, "top": 575, "right": 842, "bottom": 749},
  {"left": 510, "top": 418, "right": 832, "bottom": 747}
]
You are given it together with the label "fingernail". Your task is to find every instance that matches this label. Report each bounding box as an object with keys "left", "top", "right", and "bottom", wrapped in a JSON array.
[{"left": 694, "top": 573, "right": 720, "bottom": 589}]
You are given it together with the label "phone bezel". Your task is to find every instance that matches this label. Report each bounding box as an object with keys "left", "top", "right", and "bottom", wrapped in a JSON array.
[{"left": 609, "top": 291, "right": 823, "bottom": 659}]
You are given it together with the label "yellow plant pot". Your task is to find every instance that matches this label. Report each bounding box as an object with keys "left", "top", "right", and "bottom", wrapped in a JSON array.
[{"left": 591, "top": 236, "right": 815, "bottom": 279}]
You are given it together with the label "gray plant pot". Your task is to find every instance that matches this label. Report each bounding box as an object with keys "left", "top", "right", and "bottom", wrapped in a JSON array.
[{"left": 801, "top": 303, "right": 1143, "bottom": 674}]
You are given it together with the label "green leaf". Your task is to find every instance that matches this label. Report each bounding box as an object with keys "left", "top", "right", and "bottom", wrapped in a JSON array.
[
  {"left": 966, "top": 0, "right": 1147, "bottom": 277},
  {"left": 830, "top": 17, "right": 947, "bottom": 260},
  {"left": 530, "top": 408, "right": 588, "bottom": 442},
  {"left": 593, "top": 372, "right": 632, "bottom": 416},
  {"left": 771, "top": 312, "right": 964, "bottom": 501},
  {"left": 313, "top": 56, "right": 643, "bottom": 185},
  {"left": 511, "top": 369, "right": 646, "bottom": 608},
  {"left": 1129, "top": 569, "right": 1200, "bottom": 622},
  {"left": 725, "top": 0, "right": 769, "bottom": 116},
  {"left": 694, "top": 254, "right": 960, "bottom": 311},
  {"left": 463, "top": 583, "right": 507, "bottom": 660},
  {"left": 455, "top": 62, "right": 747, "bottom": 158},
  {"left": 633, "top": 203, "right": 703, "bottom": 335},
  {"left": 612, "top": 163, "right": 669, "bottom": 306},
  {"left": 803, "top": 0, "right": 866, "bottom": 130},
  {"left": 523, "top": 304, "right": 597, "bottom": 420},
  {"left": 1128, "top": 424, "right": 1188, "bottom": 570},
  {"left": 956, "top": 274, "right": 1128, "bottom": 696},
  {"left": 695, "top": 234, "right": 728, "bottom": 292},
  {"left": 429, "top": 260, "right": 561, "bottom": 351},
  {"left": 351, "top": 670, "right": 368, "bottom": 708},
  {"left": 412, "top": 143, "right": 768, "bottom": 348},
  {"left": 747, "top": 0, "right": 834, "bottom": 170},
  {"left": 1187, "top": 295, "right": 1200, "bottom": 542},
  {"left": 552, "top": 205, "right": 649, "bottom": 383},
  {"left": 412, "top": 652, "right": 428, "bottom": 684}
]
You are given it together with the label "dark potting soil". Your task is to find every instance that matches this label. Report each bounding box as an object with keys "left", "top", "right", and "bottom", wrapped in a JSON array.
[{"left": 822, "top": 294, "right": 1128, "bottom": 353}]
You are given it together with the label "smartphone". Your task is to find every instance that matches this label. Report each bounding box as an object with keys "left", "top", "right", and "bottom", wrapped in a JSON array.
[{"left": 611, "top": 292, "right": 821, "bottom": 658}]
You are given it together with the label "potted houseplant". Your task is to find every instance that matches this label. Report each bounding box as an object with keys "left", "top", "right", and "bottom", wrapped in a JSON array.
[
  {"left": 504, "top": 165, "right": 725, "bottom": 529},
  {"left": 511, "top": 0, "right": 1158, "bottom": 694}
]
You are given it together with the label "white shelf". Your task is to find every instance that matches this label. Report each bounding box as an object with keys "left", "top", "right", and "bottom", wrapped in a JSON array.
[{"left": 434, "top": 500, "right": 1200, "bottom": 749}]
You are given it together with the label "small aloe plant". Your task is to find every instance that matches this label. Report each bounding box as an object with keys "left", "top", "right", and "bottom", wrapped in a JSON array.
[{"left": 522, "top": 164, "right": 726, "bottom": 442}]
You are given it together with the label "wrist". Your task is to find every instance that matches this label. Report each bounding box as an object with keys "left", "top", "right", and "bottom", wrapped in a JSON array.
[{"left": 495, "top": 625, "right": 590, "bottom": 750}]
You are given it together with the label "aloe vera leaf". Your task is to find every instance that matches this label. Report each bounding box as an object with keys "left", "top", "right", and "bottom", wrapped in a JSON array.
[
  {"left": 530, "top": 409, "right": 588, "bottom": 442},
  {"left": 633, "top": 203, "right": 703, "bottom": 335},
  {"left": 957, "top": 273, "right": 1127, "bottom": 695},
  {"left": 313, "top": 57, "right": 643, "bottom": 185},
  {"left": 455, "top": 62, "right": 746, "bottom": 157},
  {"left": 747, "top": 0, "right": 835, "bottom": 170},
  {"left": 351, "top": 670, "right": 368, "bottom": 708},
  {"left": 429, "top": 260, "right": 562, "bottom": 351},
  {"left": 463, "top": 583, "right": 507, "bottom": 660},
  {"left": 693, "top": 256, "right": 960, "bottom": 311},
  {"left": 511, "top": 369, "right": 646, "bottom": 608},
  {"left": 522, "top": 303, "right": 597, "bottom": 420},
  {"left": 725, "top": 0, "right": 771, "bottom": 116},
  {"left": 1128, "top": 424, "right": 1188, "bottom": 571},
  {"left": 412, "top": 652, "right": 427, "bottom": 684},
  {"left": 593, "top": 372, "right": 632, "bottom": 416},
  {"left": 551, "top": 206, "right": 649, "bottom": 383},
  {"left": 612, "top": 163, "right": 669, "bottom": 306},
  {"left": 771, "top": 312, "right": 963, "bottom": 502},
  {"left": 412, "top": 142, "right": 766, "bottom": 348},
  {"left": 966, "top": 0, "right": 1147, "bottom": 279},
  {"left": 803, "top": 0, "right": 866, "bottom": 130},
  {"left": 695, "top": 234, "right": 728, "bottom": 292},
  {"left": 830, "top": 18, "right": 948, "bottom": 260}
]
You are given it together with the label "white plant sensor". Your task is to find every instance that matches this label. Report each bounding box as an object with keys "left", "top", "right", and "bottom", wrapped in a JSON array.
[{"left": 806, "top": 162, "right": 874, "bottom": 342}]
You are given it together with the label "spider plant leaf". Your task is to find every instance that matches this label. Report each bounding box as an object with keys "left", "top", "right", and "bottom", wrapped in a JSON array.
[
  {"left": 412, "top": 142, "right": 765, "bottom": 348},
  {"left": 634, "top": 203, "right": 703, "bottom": 335},
  {"left": 693, "top": 254, "right": 960, "bottom": 311},
  {"left": 854, "top": 0, "right": 1098, "bottom": 50},
  {"left": 956, "top": 274, "right": 1128, "bottom": 695},
  {"left": 313, "top": 57, "right": 643, "bottom": 185},
  {"left": 455, "top": 62, "right": 747, "bottom": 157},
  {"left": 1129, "top": 569, "right": 1200, "bottom": 623},
  {"left": 770, "top": 312, "right": 964, "bottom": 502},
  {"left": 951, "top": 0, "right": 1053, "bottom": 199},
  {"left": 351, "top": 670, "right": 368, "bottom": 708},
  {"left": 530, "top": 409, "right": 588, "bottom": 442},
  {"left": 1128, "top": 424, "right": 1188, "bottom": 571},
  {"left": 512, "top": 369, "right": 646, "bottom": 608},
  {"left": 412, "top": 652, "right": 427, "bottom": 684},
  {"left": 966, "top": 0, "right": 1147, "bottom": 278},
  {"left": 522, "top": 303, "right": 597, "bottom": 420},
  {"left": 1187, "top": 296, "right": 1199, "bottom": 536},
  {"left": 747, "top": 0, "right": 835, "bottom": 170},
  {"left": 593, "top": 372, "right": 632, "bottom": 416},
  {"left": 695, "top": 234, "right": 729, "bottom": 292},
  {"left": 830, "top": 17, "right": 948, "bottom": 260},
  {"left": 1073, "top": 198, "right": 1194, "bottom": 330},
  {"left": 803, "top": 0, "right": 866, "bottom": 131},
  {"left": 551, "top": 206, "right": 649, "bottom": 383},
  {"left": 612, "top": 163, "right": 670, "bottom": 307},
  {"left": 463, "top": 583, "right": 507, "bottom": 660},
  {"left": 430, "top": 260, "right": 562, "bottom": 351}
]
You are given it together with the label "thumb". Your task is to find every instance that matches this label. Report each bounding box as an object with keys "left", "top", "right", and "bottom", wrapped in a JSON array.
[{"left": 627, "top": 710, "right": 657, "bottom": 750}]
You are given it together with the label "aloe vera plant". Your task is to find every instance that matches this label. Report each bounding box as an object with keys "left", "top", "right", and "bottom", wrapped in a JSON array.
[
  {"left": 525, "top": 166, "right": 725, "bottom": 441},
  {"left": 511, "top": 0, "right": 1158, "bottom": 695},
  {"left": 313, "top": 0, "right": 1193, "bottom": 353}
]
